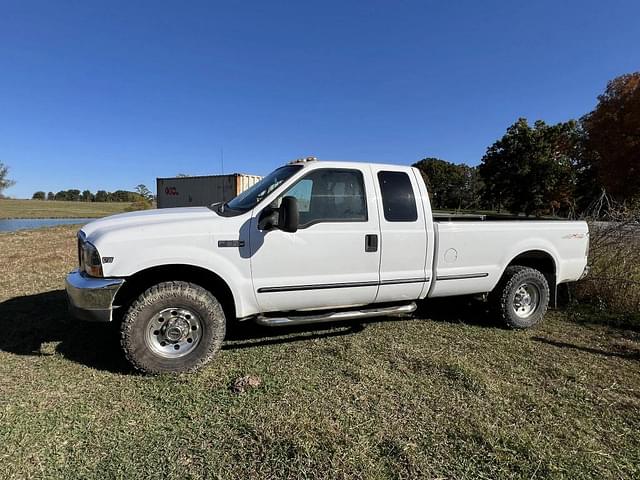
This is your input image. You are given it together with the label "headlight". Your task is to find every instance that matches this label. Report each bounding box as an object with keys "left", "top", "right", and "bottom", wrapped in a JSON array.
[{"left": 82, "top": 241, "right": 103, "bottom": 277}]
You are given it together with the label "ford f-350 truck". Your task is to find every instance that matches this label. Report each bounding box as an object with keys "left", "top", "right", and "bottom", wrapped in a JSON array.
[{"left": 66, "top": 159, "right": 589, "bottom": 374}]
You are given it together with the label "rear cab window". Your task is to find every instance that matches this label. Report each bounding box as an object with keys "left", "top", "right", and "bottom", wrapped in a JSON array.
[{"left": 377, "top": 171, "right": 418, "bottom": 222}]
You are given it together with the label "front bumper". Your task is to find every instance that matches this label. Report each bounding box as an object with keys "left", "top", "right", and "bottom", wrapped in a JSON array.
[{"left": 65, "top": 269, "right": 125, "bottom": 322}]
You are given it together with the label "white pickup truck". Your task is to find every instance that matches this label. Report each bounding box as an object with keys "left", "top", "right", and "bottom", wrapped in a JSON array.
[{"left": 66, "top": 159, "right": 589, "bottom": 374}]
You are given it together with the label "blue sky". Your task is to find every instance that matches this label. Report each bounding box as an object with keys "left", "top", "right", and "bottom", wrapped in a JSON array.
[{"left": 1, "top": 1, "right": 638, "bottom": 198}]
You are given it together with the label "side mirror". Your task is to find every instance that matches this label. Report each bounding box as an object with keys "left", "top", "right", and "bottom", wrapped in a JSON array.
[{"left": 279, "top": 196, "right": 299, "bottom": 233}]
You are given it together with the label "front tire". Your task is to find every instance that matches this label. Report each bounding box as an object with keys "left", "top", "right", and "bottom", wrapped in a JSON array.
[
  {"left": 120, "top": 281, "right": 225, "bottom": 374},
  {"left": 493, "top": 266, "right": 550, "bottom": 329}
]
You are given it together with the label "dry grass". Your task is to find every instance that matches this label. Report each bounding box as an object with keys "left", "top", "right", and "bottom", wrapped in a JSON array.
[
  {"left": 0, "top": 199, "right": 136, "bottom": 219},
  {"left": 571, "top": 212, "right": 640, "bottom": 327},
  {"left": 0, "top": 226, "right": 639, "bottom": 479}
]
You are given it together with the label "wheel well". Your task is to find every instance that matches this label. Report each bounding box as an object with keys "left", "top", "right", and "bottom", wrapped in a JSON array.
[
  {"left": 113, "top": 265, "right": 236, "bottom": 322},
  {"left": 506, "top": 250, "right": 557, "bottom": 303}
]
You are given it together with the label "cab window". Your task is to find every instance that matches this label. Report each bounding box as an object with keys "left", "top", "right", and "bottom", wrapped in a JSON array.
[{"left": 277, "top": 168, "right": 367, "bottom": 227}]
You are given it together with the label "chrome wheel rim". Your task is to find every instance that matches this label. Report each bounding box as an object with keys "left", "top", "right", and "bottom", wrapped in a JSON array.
[
  {"left": 513, "top": 283, "right": 540, "bottom": 319},
  {"left": 145, "top": 307, "right": 202, "bottom": 358}
]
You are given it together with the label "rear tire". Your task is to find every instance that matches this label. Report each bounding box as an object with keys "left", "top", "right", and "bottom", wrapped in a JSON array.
[
  {"left": 120, "top": 281, "right": 225, "bottom": 374},
  {"left": 492, "top": 266, "right": 549, "bottom": 329}
]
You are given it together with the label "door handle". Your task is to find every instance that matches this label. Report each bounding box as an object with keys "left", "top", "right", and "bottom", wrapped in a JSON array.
[{"left": 365, "top": 234, "right": 378, "bottom": 252}]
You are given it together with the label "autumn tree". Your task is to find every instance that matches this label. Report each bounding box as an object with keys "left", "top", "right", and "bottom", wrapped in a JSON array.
[
  {"left": 479, "top": 118, "right": 579, "bottom": 216},
  {"left": 581, "top": 72, "right": 640, "bottom": 201}
]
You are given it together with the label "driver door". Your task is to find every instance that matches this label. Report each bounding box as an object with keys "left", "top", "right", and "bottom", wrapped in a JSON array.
[{"left": 249, "top": 167, "right": 381, "bottom": 313}]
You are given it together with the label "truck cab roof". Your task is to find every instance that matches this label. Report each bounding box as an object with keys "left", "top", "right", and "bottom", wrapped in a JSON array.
[{"left": 286, "top": 158, "right": 415, "bottom": 171}]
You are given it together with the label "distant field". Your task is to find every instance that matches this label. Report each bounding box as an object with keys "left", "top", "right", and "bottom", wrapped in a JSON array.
[
  {"left": 0, "top": 226, "right": 638, "bottom": 479},
  {"left": 0, "top": 199, "right": 137, "bottom": 219}
]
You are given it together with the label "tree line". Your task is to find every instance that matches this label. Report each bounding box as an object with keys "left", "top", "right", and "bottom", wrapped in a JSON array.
[
  {"left": 414, "top": 72, "right": 639, "bottom": 216},
  {"left": 30, "top": 184, "right": 154, "bottom": 203}
]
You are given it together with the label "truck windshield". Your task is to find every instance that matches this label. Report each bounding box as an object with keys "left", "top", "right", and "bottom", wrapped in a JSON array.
[{"left": 216, "top": 165, "right": 302, "bottom": 214}]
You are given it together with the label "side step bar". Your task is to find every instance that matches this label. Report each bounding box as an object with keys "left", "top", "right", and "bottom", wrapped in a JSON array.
[{"left": 254, "top": 302, "right": 417, "bottom": 327}]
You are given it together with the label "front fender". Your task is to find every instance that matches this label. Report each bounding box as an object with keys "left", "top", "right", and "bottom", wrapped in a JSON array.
[{"left": 101, "top": 241, "right": 257, "bottom": 318}]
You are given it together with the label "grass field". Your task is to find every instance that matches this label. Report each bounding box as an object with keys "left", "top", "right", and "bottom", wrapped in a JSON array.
[
  {"left": 0, "top": 198, "right": 135, "bottom": 219},
  {"left": 1, "top": 226, "right": 639, "bottom": 479}
]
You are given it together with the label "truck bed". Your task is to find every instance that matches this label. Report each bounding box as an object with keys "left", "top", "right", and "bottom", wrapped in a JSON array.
[{"left": 428, "top": 218, "right": 589, "bottom": 298}]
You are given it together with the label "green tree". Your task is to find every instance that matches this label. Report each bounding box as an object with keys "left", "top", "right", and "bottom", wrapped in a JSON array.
[
  {"left": 111, "top": 190, "right": 139, "bottom": 202},
  {"left": 54, "top": 189, "right": 82, "bottom": 201},
  {"left": 54, "top": 190, "right": 68, "bottom": 201},
  {"left": 581, "top": 72, "right": 640, "bottom": 201},
  {"left": 479, "top": 118, "right": 579, "bottom": 216},
  {"left": 32, "top": 191, "right": 46, "bottom": 200},
  {"left": 95, "top": 190, "right": 109, "bottom": 202},
  {"left": 413, "top": 158, "right": 483, "bottom": 210},
  {"left": 47, "top": 191, "right": 54, "bottom": 201},
  {"left": 67, "top": 189, "right": 81, "bottom": 201},
  {"left": 0, "top": 162, "right": 15, "bottom": 197},
  {"left": 460, "top": 164, "right": 484, "bottom": 210},
  {"left": 571, "top": 126, "right": 601, "bottom": 213},
  {"left": 81, "top": 190, "right": 93, "bottom": 202},
  {"left": 135, "top": 184, "right": 153, "bottom": 201}
]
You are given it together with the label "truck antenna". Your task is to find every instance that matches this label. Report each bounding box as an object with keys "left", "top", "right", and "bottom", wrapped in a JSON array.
[{"left": 221, "top": 146, "right": 225, "bottom": 200}]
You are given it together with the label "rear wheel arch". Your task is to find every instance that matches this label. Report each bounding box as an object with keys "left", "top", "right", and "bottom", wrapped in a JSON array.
[
  {"left": 504, "top": 250, "right": 557, "bottom": 304},
  {"left": 113, "top": 264, "right": 236, "bottom": 322}
]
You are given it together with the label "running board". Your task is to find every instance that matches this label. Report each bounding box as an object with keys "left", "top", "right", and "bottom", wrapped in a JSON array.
[{"left": 254, "top": 302, "right": 417, "bottom": 327}]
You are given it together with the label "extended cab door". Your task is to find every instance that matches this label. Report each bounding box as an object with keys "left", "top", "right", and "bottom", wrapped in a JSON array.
[
  {"left": 370, "top": 165, "right": 431, "bottom": 302},
  {"left": 249, "top": 166, "right": 381, "bottom": 313}
]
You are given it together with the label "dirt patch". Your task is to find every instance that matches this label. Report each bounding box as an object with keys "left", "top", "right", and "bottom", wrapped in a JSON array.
[{"left": 229, "top": 374, "right": 262, "bottom": 394}]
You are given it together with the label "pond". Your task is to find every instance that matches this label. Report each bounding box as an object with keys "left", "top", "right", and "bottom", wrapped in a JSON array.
[{"left": 0, "top": 218, "right": 95, "bottom": 233}]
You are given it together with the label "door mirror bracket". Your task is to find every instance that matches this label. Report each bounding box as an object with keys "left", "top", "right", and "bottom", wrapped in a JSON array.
[
  {"left": 258, "top": 196, "right": 299, "bottom": 233},
  {"left": 258, "top": 207, "right": 278, "bottom": 231}
]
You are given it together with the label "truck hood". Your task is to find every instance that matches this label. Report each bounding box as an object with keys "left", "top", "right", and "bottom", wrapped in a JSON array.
[
  {"left": 80, "top": 207, "right": 218, "bottom": 243},
  {"left": 77, "top": 206, "right": 250, "bottom": 278}
]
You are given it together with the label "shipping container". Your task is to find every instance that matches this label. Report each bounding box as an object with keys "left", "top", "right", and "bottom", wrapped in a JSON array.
[{"left": 156, "top": 173, "right": 262, "bottom": 208}]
